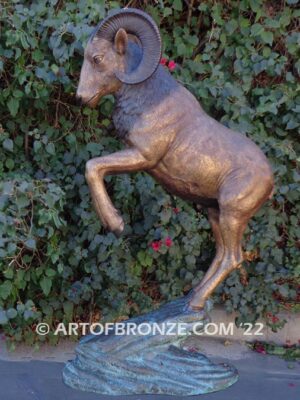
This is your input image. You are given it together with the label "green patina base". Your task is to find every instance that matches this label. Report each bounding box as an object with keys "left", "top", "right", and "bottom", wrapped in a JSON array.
[{"left": 63, "top": 292, "right": 238, "bottom": 395}]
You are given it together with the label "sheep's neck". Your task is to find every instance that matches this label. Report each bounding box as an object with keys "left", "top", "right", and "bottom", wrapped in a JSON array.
[{"left": 113, "top": 66, "right": 178, "bottom": 139}]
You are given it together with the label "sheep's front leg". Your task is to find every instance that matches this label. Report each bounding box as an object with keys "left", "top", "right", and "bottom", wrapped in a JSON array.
[{"left": 85, "top": 148, "right": 152, "bottom": 236}]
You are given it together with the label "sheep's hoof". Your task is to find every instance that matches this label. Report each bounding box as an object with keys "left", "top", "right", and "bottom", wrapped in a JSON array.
[
  {"left": 188, "top": 290, "right": 206, "bottom": 311},
  {"left": 112, "top": 227, "right": 124, "bottom": 237},
  {"left": 111, "top": 219, "right": 125, "bottom": 237}
]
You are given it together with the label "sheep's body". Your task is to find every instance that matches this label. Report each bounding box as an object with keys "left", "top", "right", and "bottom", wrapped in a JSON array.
[
  {"left": 76, "top": 8, "right": 274, "bottom": 310},
  {"left": 113, "top": 65, "right": 273, "bottom": 211}
]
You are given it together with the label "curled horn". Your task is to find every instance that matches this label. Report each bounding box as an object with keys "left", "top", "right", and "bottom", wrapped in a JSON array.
[{"left": 93, "top": 8, "right": 162, "bottom": 85}]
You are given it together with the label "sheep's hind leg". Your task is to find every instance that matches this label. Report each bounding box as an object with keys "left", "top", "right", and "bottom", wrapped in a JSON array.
[
  {"left": 189, "top": 211, "right": 247, "bottom": 310},
  {"left": 189, "top": 169, "right": 273, "bottom": 310},
  {"left": 194, "top": 208, "right": 224, "bottom": 291}
]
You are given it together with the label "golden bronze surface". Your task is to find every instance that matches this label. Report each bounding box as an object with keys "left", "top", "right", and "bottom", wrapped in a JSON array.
[{"left": 76, "top": 8, "right": 274, "bottom": 310}]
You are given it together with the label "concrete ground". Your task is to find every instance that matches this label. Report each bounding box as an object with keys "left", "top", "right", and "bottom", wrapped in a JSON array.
[{"left": 0, "top": 337, "right": 299, "bottom": 400}]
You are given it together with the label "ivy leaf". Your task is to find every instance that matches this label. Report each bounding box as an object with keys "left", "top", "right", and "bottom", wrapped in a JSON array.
[
  {"left": 0, "top": 311, "right": 8, "bottom": 325},
  {"left": 261, "top": 31, "right": 274, "bottom": 45},
  {"left": 7, "top": 98, "right": 19, "bottom": 117},
  {"left": 3, "top": 269, "right": 14, "bottom": 279},
  {"left": 163, "top": 7, "right": 172, "bottom": 17},
  {"left": 46, "top": 142, "right": 56, "bottom": 155},
  {"left": 172, "top": 0, "right": 183, "bottom": 11},
  {"left": 0, "top": 281, "right": 12, "bottom": 300},
  {"left": 32, "top": 49, "right": 44, "bottom": 62},
  {"left": 20, "top": 32, "right": 30, "bottom": 49},
  {"left": 278, "top": 285, "right": 289, "bottom": 297},
  {"left": 251, "top": 23, "right": 264, "bottom": 36},
  {"left": 40, "top": 277, "right": 52, "bottom": 296},
  {"left": 46, "top": 268, "right": 56, "bottom": 277},
  {"left": 225, "top": 20, "right": 238, "bottom": 34},
  {"left": 3, "top": 138, "right": 13, "bottom": 152},
  {"left": 63, "top": 301, "right": 74, "bottom": 320},
  {"left": 6, "top": 308, "right": 18, "bottom": 319},
  {"left": 249, "top": 0, "right": 261, "bottom": 12},
  {"left": 24, "top": 239, "right": 36, "bottom": 250}
]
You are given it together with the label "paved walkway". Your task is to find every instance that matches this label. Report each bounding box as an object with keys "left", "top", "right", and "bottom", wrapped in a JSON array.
[{"left": 1, "top": 339, "right": 299, "bottom": 400}]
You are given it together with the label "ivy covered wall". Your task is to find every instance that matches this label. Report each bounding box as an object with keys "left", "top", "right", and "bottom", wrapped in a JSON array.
[{"left": 0, "top": 0, "right": 299, "bottom": 344}]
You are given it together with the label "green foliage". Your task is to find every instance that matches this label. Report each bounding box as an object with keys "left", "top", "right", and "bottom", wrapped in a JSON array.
[
  {"left": 251, "top": 341, "right": 300, "bottom": 361},
  {"left": 0, "top": 0, "right": 299, "bottom": 343}
]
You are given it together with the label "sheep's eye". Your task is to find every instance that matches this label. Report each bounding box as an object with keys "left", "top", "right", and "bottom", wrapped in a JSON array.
[{"left": 93, "top": 55, "right": 104, "bottom": 65}]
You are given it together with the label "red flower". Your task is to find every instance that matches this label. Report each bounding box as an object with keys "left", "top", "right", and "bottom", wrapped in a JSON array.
[
  {"left": 151, "top": 241, "right": 162, "bottom": 252},
  {"left": 160, "top": 57, "right": 168, "bottom": 66},
  {"left": 168, "top": 60, "right": 176, "bottom": 71},
  {"left": 165, "top": 237, "right": 173, "bottom": 247},
  {"left": 266, "top": 312, "right": 273, "bottom": 318},
  {"left": 255, "top": 343, "right": 266, "bottom": 354},
  {"left": 173, "top": 207, "right": 180, "bottom": 214},
  {"left": 272, "top": 316, "right": 279, "bottom": 323}
]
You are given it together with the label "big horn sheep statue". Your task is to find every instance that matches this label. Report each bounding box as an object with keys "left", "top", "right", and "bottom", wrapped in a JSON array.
[{"left": 76, "top": 8, "right": 274, "bottom": 311}]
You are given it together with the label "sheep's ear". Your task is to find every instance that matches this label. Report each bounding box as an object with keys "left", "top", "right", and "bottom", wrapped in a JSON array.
[{"left": 114, "top": 28, "right": 128, "bottom": 55}]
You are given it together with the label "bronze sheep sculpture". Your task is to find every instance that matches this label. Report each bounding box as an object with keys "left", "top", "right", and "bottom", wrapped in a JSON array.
[{"left": 76, "top": 8, "right": 274, "bottom": 311}]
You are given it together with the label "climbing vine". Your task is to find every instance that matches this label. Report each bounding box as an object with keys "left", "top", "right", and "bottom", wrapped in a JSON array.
[{"left": 0, "top": 0, "right": 299, "bottom": 344}]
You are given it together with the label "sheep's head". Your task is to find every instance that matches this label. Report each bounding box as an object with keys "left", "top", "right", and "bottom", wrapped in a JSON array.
[{"left": 76, "top": 8, "right": 162, "bottom": 108}]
